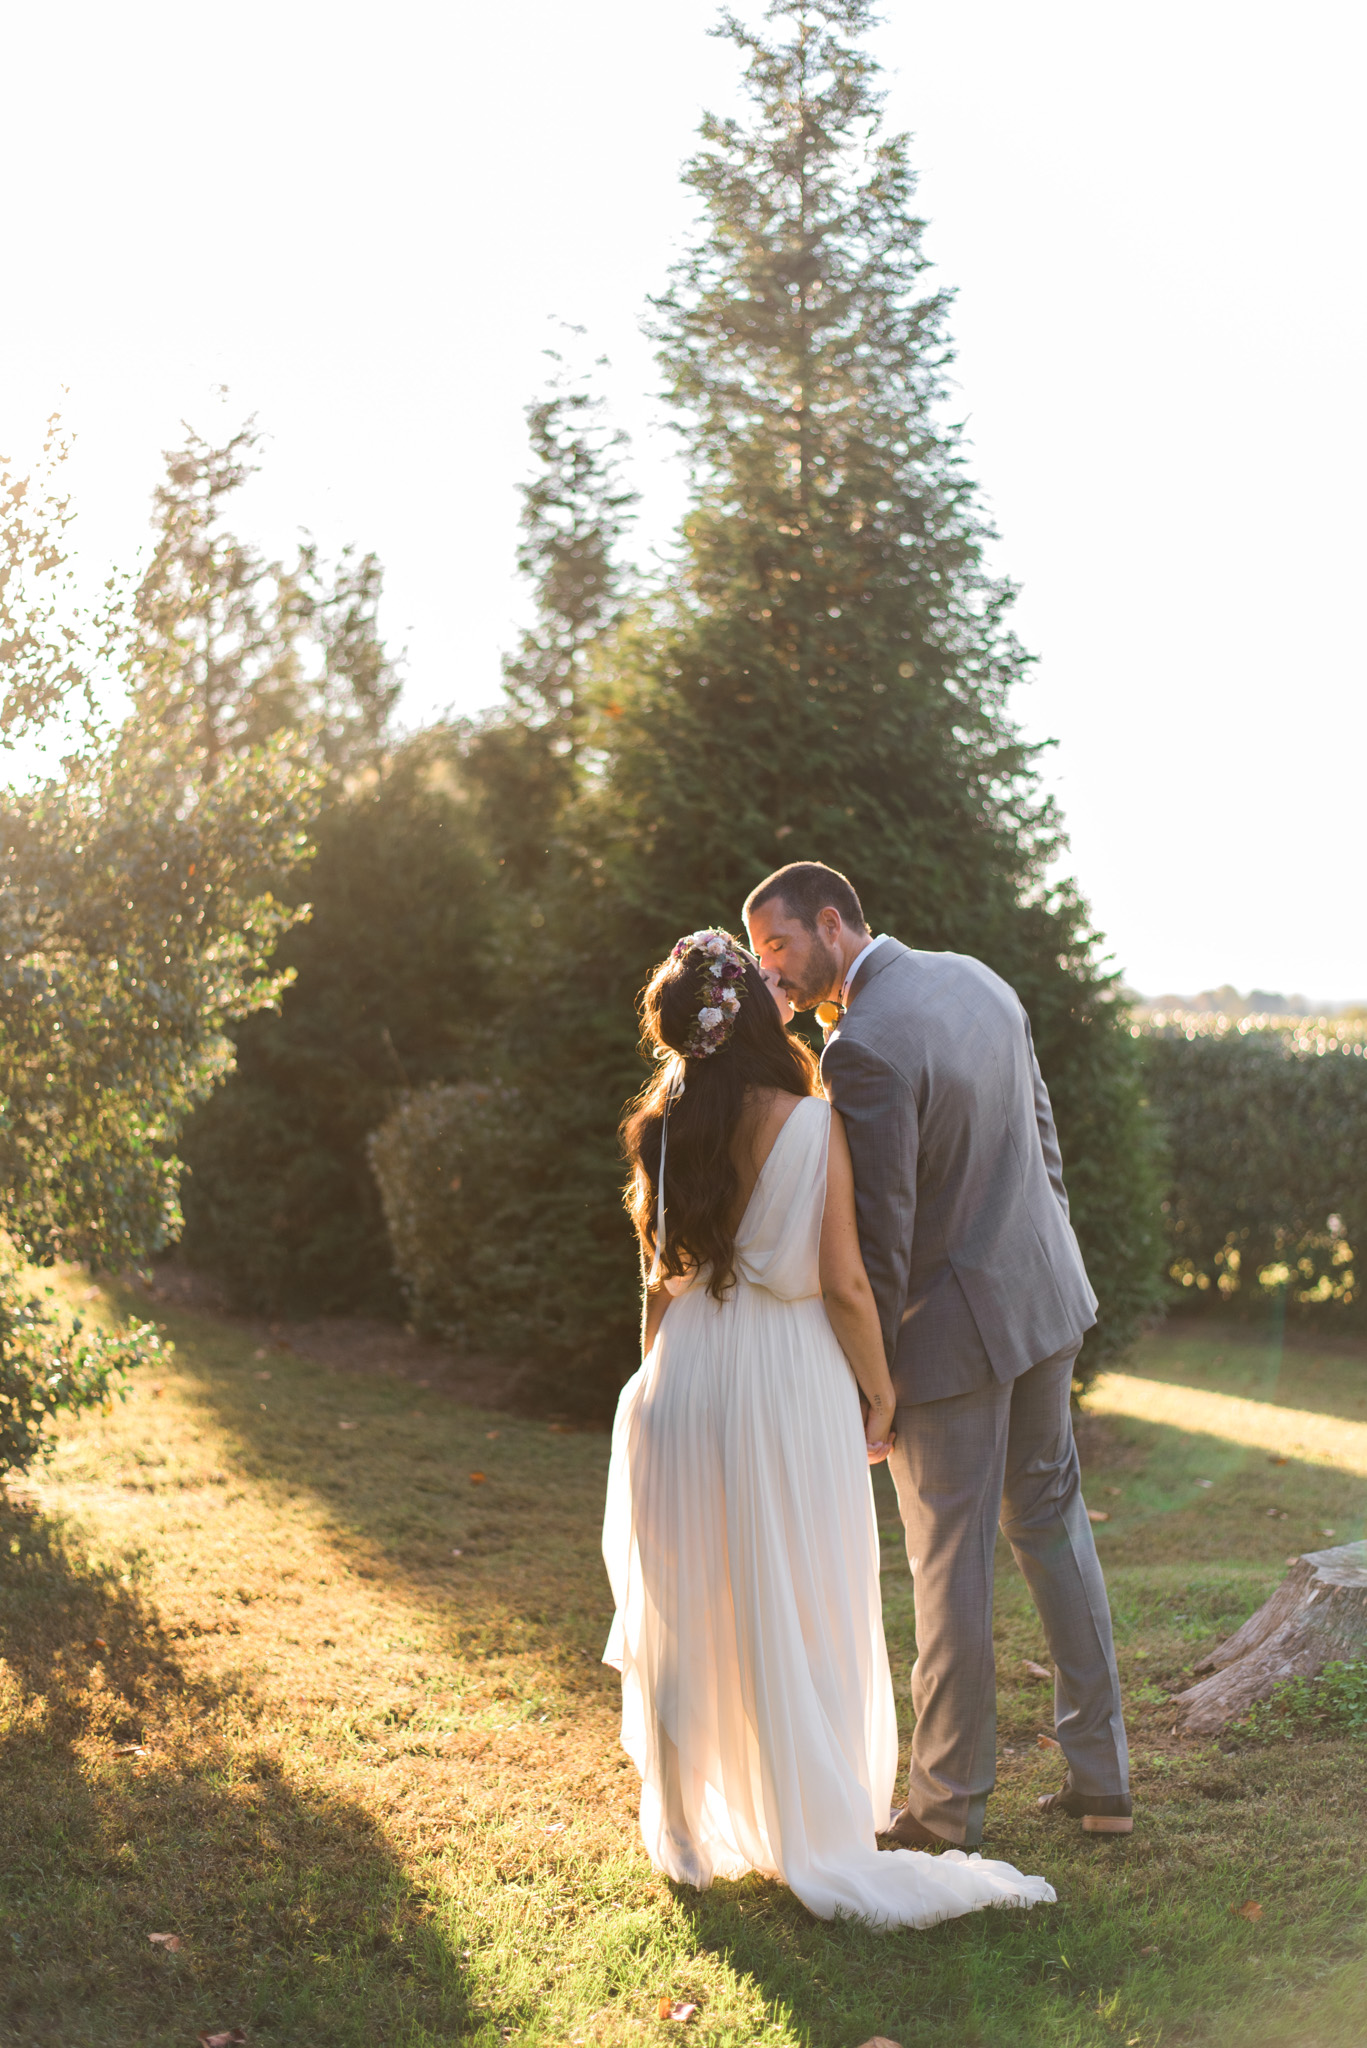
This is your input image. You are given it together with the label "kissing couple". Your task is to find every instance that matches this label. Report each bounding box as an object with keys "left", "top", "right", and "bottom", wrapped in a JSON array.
[{"left": 602, "top": 861, "right": 1131, "bottom": 1928}]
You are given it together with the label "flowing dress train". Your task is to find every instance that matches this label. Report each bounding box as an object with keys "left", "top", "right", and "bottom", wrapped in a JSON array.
[{"left": 602, "top": 1095, "right": 1056, "bottom": 1927}]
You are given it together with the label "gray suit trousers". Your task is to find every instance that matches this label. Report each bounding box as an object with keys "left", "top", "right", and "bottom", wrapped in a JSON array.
[{"left": 886, "top": 1343, "right": 1129, "bottom": 1844}]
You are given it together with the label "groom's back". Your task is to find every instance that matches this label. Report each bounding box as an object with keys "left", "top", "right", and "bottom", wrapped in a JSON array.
[{"left": 822, "top": 942, "right": 1097, "bottom": 1406}]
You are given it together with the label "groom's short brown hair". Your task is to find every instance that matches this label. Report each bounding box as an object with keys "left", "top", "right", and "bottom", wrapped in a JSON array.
[{"left": 743, "top": 861, "right": 868, "bottom": 935}]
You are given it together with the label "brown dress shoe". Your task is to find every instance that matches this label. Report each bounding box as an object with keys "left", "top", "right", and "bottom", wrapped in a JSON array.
[
  {"left": 879, "top": 1806, "right": 965, "bottom": 1852},
  {"left": 1037, "top": 1781, "right": 1134, "bottom": 1834}
]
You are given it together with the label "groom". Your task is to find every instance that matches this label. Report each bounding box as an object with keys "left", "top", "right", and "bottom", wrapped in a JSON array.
[{"left": 744, "top": 860, "right": 1132, "bottom": 1849}]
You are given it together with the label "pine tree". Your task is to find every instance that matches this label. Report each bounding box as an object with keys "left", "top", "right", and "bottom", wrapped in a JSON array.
[
  {"left": 450, "top": 0, "right": 1161, "bottom": 1392},
  {"left": 133, "top": 422, "right": 400, "bottom": 786},
  {"left": 469, "top": 375, "right": 636, "bottom": 887},
  {"left": 595, "top": 0, "right": 1057, "bottom": 940}
]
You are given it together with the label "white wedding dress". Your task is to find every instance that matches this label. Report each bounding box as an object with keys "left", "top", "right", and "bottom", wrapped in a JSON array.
[{"left": 602, "top": 1094, "right": 1056, "bottom": 1927}]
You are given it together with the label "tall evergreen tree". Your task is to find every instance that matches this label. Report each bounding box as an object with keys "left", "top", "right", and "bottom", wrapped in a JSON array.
[
  {"left": 141, "top": 425, "right": 493, "bottom": 1314},
  {"left": 469, "top": 375, "right": 636, "bottom": 887},
  {"left": 133, "top": 422, "right": 400, "bottom": 786},
  {"left": 431, "top": 0, "right": 1161, "bottom": 1395},
  {"left": 581, "top": 0, "right": 1161, "bottom": 1376}
]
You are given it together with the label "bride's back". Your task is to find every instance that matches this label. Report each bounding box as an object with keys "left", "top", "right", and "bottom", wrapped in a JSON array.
[{"left": 726, "top": 1086, "right": 812, "bottom": 1234}]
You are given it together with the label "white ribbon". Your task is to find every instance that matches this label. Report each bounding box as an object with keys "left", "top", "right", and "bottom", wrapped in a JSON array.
[{"left": 646, "top": 1064, "right": 685, "bottom": 1284}]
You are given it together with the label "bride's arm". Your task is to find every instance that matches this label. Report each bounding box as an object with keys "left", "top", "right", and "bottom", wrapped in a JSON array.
[
  {"left": 819, "top": 1110, "right": 898, "bottom": 1463},
  {"left": 642, "top": 1281, "right": 672, "bottom": 1358}
]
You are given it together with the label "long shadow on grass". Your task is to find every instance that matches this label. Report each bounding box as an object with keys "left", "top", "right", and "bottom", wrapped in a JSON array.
[
  {"left": 671, "top": 1874, "right": 1073, "bottom": 2048},
  {"left": 0, "top": 1496, "right": 472, "bottom": 2048}
]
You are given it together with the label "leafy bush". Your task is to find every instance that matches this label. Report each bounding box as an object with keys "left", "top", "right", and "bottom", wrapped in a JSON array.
[
  {"left": 177, "top": 733, "right": 494, "bottom": 1315},
  {"left": 368, "top": 1081, "right": 636, "bottom": 1412},
  {"left": 1142, "top": 1016, "right": 1367, "bottom": 1326},
  {"left": 1242, "top": 1659, "right": 1367, "bottom": 1740},
  {"left": 0, "top": 1267, "right": 169, "bottom": 1477}
]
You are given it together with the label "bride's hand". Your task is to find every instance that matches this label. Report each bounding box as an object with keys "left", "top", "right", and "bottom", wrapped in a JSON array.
[{"left": 864, "top": 1393, "right": 895, "bottom": 1466}]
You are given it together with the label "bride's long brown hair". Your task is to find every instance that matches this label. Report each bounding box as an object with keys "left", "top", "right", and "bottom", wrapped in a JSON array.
[{"left": 621, "top": 932, "right": 819, "bottom": 1299}]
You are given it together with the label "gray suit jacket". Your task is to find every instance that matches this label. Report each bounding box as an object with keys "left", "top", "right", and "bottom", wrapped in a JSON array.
[{"left": 820, "top": 939, "right": 1097, "bottom": 1407}]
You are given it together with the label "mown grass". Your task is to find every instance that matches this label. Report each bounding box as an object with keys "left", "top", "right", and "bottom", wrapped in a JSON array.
[{"left": 1, "top": 1286, "right": 1365, "bottom": 2047}]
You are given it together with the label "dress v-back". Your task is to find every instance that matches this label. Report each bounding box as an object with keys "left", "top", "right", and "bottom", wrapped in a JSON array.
[{"left": 602, "top": 1094, "right": 1055, "bottom": 1926}]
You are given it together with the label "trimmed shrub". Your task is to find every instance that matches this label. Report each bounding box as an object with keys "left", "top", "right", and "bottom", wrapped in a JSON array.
[
  {"left": 368, "top": 1081, "right": 636, "bottom": 1412},
  {"left": 1143, "top": 1015, "right": 1367, "bottom": 1326}
]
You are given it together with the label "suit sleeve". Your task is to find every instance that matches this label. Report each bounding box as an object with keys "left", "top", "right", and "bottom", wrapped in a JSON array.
[
  {"left": 821, "top": 1033, "right": 918, "bottom": 1365},
  {"left": 1021, "top": 1005, "right": 1070, "bottom": 1220}
]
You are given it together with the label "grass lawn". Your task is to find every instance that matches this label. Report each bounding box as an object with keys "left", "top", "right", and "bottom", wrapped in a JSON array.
[{"left": 2, "top": 1287, "right": 1365, "bottom": 2048}]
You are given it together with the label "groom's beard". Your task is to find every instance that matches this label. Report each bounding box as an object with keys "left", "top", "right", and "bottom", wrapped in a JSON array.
[{"left": 783, "top": 933, "right": 843, "bottom": 1012}]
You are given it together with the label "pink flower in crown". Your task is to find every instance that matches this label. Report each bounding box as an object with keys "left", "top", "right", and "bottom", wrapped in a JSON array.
[{"left": 671, "top": 926, "right": 754, "bottom": 1057}]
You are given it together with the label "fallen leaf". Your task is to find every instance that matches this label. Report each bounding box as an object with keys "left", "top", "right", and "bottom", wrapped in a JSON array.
[
  {"left": 1037, "top": 1733, "right": 1062, "bottom": 1750},
  {"left": 1232, "top": 1899, "right": 1263, "bottom": 1922},
  {"left": 1320, "top": 1529, "right": 1337, "bottom": 1539},
  {"left": 198, "top": 2032, "right": 247, "bottom": 2047},
  {"left": 469, "top": 1472, "right": 487, "bottom": 1484},
  {"left": 485, "top": 1430, "right": 501, "bottom": 1440},
  {"left": 338, "top": 1420, "right": 358, "bottom": 1431},
  {"left": 1086, "top": 1508, "right": 1110, "bottom": 1523},
  {"left": 148, "top": 1931, "right": 182, "bottom": 1951},
  {"left": 1021, "top": 1660, "right": 1052, "bottom": 1681}
]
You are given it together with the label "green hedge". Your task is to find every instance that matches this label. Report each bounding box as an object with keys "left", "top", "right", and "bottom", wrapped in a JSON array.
[
  {"left": 1142, "top": 1015, "right": 1367, "bottom": 1326},
  {"left": 368, "top": 1079, "right": 636, "bottom": 1416},
  {"left": 176, "top": 734, "right": 493, "bottom": 1315}
]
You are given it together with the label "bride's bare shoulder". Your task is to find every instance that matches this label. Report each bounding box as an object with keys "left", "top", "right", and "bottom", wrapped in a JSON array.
[{"left": 736, "top": 1085, "right": 815, "bottom": 1157}]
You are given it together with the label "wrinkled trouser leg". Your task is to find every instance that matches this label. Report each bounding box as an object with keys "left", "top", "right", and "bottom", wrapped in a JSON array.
[
  {"left": 887, "top": 1376, "right": 1010, "bottom": 1845},
  {"left": 999, "top": 1344, "right": 1129, "bottom": 1804},
  {"left": 887, "top": 1343, "right": 1128, "bottom": 1844}
]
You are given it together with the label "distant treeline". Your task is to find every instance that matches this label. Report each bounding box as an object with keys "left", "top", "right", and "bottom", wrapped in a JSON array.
[{"left": 1141, "top": 1015, "right": 1367, "bottom": 1334}]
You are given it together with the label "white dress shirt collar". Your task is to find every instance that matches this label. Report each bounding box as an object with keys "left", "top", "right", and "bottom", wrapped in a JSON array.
[{"left": 839, "top": 932, "right": 889, "bottom": 1009}]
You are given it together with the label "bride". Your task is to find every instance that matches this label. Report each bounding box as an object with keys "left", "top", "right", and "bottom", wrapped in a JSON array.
[{"left": 602, "top": 929, "right": 1055, "bottom": 1927}]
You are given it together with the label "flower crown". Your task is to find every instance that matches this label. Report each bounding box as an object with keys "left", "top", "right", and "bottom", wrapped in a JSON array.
[{"left": 671, "top": 928, "right": 752, "bottom": 1058}]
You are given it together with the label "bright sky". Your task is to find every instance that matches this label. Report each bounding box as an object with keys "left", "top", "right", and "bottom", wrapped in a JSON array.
[{"left": 5, "top": 1, "right": 1363, "bottom": 1001}]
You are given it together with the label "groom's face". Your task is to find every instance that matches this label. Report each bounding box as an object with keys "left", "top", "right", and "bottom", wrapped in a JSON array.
[{"left": 745, "top": 900, "right": 843, "bottom": 1012}]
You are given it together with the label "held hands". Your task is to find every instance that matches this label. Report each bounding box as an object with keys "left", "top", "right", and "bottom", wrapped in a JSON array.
[{"left": 863, "top": 1392, "right": 896, "bottom": 1466}]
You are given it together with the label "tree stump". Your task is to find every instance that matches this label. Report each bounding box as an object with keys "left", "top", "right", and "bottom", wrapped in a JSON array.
[{"left": 1171, "top": 1541, "right": 1367, "bottom": 1734}]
